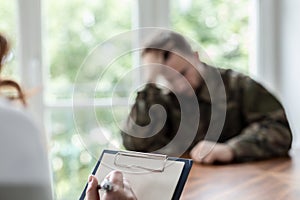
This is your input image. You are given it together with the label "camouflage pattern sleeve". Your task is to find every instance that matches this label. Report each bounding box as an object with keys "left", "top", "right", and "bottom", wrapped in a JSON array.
[
  {"left": 226, "top": 76, "right": 292, "bottom": 162},
  {"left": 121, "top": 84, "right": 174, "bottom": 152}
]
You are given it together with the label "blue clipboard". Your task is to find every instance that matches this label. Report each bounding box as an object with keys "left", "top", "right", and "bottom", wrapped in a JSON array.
[{"left": 79, "top": 149, "right": 193, "bottom": 200}]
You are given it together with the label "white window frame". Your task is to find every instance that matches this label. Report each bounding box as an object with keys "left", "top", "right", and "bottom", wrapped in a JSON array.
[
  {"left": 251, "top": 0, "right": 281, "bottom": 97},
  {"left": 17, "top": 0, "right": 44, "bottom": 129}
]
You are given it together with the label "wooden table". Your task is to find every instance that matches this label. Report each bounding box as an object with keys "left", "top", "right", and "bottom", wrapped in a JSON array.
[{"left": 180, "top": 149, "right": 300, "bottom": 200}]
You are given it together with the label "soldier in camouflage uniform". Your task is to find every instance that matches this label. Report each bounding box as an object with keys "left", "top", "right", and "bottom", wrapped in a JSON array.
[{"left": 120, "top": 30, "right": 292, "bottom": 164}]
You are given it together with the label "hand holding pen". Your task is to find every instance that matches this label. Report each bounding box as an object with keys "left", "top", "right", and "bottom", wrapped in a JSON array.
[
  {"left": 97, "top": 178, "right": 114, "bottom": 192},
  {"left": 86, "top": 170, "right": 137, "bottom": 200}
]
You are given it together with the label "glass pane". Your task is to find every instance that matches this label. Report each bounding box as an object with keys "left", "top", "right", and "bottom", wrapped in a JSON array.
[
  {"left": 45, "top": 0, "right": 132, "bottom": 102},
  {"left": 74, "top": 50, "right": 135, "bottom": 100},
  {"left": 48, "top": 106, "right": 128, "bottom": 199},
  {"left": 0, "top": 0, "right": 19, "bottom": 79},
  {"left": 47, "top": 109, "right": 89, "bottom": 199},
  {"left": 171, "top": 0, "right": 251, "bottom": 74},
  {"left": 45, "top": 1, "right": 133, "bottom": 199}
]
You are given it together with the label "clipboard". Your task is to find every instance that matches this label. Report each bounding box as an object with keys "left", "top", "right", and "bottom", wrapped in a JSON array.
[{"left": 79, "top": 149, "right": 193, "bottom": 200}]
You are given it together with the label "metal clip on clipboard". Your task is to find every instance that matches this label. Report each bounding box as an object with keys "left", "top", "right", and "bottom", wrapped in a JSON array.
[{"left": 114, "top": 151, "right": 168, "bottom": 172}]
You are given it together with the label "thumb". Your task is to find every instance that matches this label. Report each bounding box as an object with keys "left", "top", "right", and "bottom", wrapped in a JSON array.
[{"left": 86, "top": 175, "right": 100, "bottom": 200}]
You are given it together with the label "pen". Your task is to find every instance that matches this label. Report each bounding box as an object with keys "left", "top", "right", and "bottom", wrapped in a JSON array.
[{"left": 97, "top": 178, "right": 114, "bottom": 191}]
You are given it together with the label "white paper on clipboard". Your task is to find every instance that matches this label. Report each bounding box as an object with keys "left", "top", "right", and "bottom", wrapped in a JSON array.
[{"left": 94, "top": 151, "right": 185, "bottom": 200}]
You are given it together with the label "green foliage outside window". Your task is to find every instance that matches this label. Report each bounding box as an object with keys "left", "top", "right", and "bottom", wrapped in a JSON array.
[
  {"left": 46, "top": 0, "right": 132, "bottom": 101},
  {"left": 0, "top": 1, "right": 18, "bottom": 79},
  {"left": 46, "top": 0, "right": 132, "bottom": 199},
  {"left": 171, "top": 0, "right": 250, "bottom": 74}
]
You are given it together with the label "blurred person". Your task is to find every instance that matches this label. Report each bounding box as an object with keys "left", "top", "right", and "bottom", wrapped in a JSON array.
[
  {"left": 0, "top": 33, "right": 52, "bottom": 200},
  {"left": 86, "top": 170, "right": 137, "bottom": 200},
  {"left": 121, "top": 30, "right": 292, "bottom": 164}
]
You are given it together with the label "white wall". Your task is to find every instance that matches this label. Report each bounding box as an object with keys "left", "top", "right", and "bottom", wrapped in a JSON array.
[
  {"left": 278, "top": 0, "right": 300, "bottom": 148},
  {"left": 255, "top": 0, "right": 300, "bottom": 148}
]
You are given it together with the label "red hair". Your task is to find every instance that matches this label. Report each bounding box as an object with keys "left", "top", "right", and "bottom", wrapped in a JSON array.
[{"left": 0, "top": 33, "right": 26, "bottom": 105}]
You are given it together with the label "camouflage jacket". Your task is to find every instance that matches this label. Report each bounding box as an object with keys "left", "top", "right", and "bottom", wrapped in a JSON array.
[{"left": 121, "top": 64, "right": 292, "bottom": 162}]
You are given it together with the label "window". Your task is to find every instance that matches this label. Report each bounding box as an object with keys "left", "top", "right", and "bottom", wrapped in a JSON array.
[
  {"left": 171, "top": 0, "right": 251, "bottom": 74},
  {"left": 45, "top": 0, "right": 133, "bottom": 199},
  {"left": 1, "top": 0, "right": 254, "bottom": 199}
]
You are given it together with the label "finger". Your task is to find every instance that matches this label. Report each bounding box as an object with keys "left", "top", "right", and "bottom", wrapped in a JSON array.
[
  {"left": 190, "top": 143, "right": 205, "bottom": 162},
  {"left": 86, "top": 175, "right": 100, "bottom": 200},
  {"left": 123, "top": 178, "right": 132, "bottom": 193},
  {"left": 107, "top": 170, "right": 124, "bottom": 189},
  {"left": 123, "top": 178, "right": 137, "bottom": 200},
  {"left": 189, "top": 150, "right": 196, "bottom": 160},
  {"left": 199, "top": 141, "right": 215, "bottom": 158},
  {"left": 192, "top": 155, "right": 202, "bottom": 163},
  {"left": 191, "top": 151, "right": 206, "bottom": 163},
  {"left": 190, "top": 143, "right": 201, "bottom": 159},
  {"left": 202, "top": 153, "right": 215, "bottom": 164}
]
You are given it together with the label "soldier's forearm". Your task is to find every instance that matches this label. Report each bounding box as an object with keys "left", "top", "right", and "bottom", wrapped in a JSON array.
[{"left": 227, "top": 122, "right": 292, "bottom": 162}]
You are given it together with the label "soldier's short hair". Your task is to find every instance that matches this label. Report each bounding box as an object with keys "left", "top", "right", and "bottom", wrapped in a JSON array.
[{"left": 142, "top": 30, "right": 194, "bottom": 59}]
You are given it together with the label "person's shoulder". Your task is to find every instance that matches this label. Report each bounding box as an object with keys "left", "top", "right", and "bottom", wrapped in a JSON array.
[
  {"left": 0, "top": 97, "right": 52, "bottom": 200},
  {"left": 0, "top": 97, "right": 32, "bottom": 123},
  {"left": 209, "top": 67, "right": 252, "bottom": 89},
  {"left": 204, "top": 64, "right": 246, "bottom": 80},
  {"left": 211, "top": 68, "right": 280, "bottom": 104},
  {"left": 0, "top": 97, "right": 41, "bottom": 141},
  {"left": 215, "top": 67, "right": 247, "bottom": 80}
]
